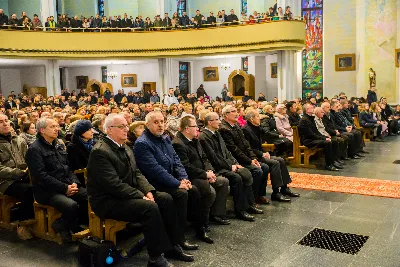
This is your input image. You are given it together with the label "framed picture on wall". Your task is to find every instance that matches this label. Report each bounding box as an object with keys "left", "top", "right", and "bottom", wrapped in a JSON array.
[
  {"left": 121, "top": 74, "right": 137, "bottom": 87},
  {"left": 396, "top": 48, "right": 400, "bottom": 68},
  {"left": 335, "top": 54, "right": 356, "bottom": 71},
  {"left": 203, "top": 67, "right": 219, "bottom": 81},
  {"left": 271, "top": 63, "right": 278, "bottom": 78},
  {"left": 76, "top": 76, "right": 88, "bottom": 89}
]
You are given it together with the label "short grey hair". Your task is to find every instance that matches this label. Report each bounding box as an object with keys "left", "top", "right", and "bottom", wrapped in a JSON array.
[
  {"left": 36, "top": 118, "right": 51, "bottom": 134},
  {"left": 222, "top": 105, "right": 234, "bottom": 116},
  {"left": 244, "top": 109, "right": 258, "bottom": 121},
  {"left": 92, "top": 114, "right": 106, "bottom": 128},
  {"left": 204, "top": 112, "right": 218, "bottom": 126},
  {"left": 103, "top": 114, "right": 126, "bottom": 133},
  {"left": 145, "top": 111, "right": 163, "bottom": 124},
  {"left": 53, "top": 112, "right": 63, "bottom": 119}
]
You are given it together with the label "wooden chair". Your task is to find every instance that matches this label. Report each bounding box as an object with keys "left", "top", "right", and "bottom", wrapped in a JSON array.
[
  {"left": 0, "top": 195, "right": 19, "bottom": 230},
  {"left": 76, "top": 168, "right": 128, "bottom": 245},
  {"left": 290, "top": 126, "right": 323, "bottom": 169},
  {"left": 353, "top": 115, "right": 371, "bottom": 142}
]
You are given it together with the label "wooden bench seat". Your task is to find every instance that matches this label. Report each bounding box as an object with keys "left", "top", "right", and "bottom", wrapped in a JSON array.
[
  {"left": 290, "top": 126, "right": 323, "bottom": 168},
  {"left": 353, "top": 115, "right": 371, "bottom": 142},
  {"left": 0, "top": 195, "right": 19, "bottom": 230},
  {"left": 261, "top": 143, "right": 275, "bottom": 152}
]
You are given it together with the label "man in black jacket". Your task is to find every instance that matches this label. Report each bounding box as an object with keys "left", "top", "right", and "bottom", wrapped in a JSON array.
[
  {"left": 227, "top": 9, "right": 239, "bottom": 24},
  {"left": 242, "top": 91, "right": 253, "bottom": 102},
  {"left": 4, "top": 95, "right": 16, "bottom": 110},
  {"left": 173, "top": 115, "right": 229, "bottom": 243},
  {"left": 180, "top": 11, "right": 190, "bottom": 27},
  {"left": 87, "top": 114, "right": 189, "bottom": 267},
  {"left": 0, "top": 9, "right": 8, "bottom": 26},
  {"left": 298, "top": 104, "right": 339, "bottom": 171},
  {"left": 340, "top": 99, "right": 367, "bottom": 148},
  {"left": 120, "top": 13, "right": 132, "bottom": 28},
  {"left": 162, "top": 13, "right": 172, "bottom": 27},
  {"left": 330, "top": 101, "right": 363, "bottom": 159},
  {"left": 26, "top": 118, "right": 88, "bottom": 242},
  {"left": 286, "top": 101, "right": 301, "bottom": 126},
  {"left": 219, "top": 105, "right": 268, "bottom": 210},
  {"left": 70, "top": 15, "right": 82, "bottom": 30},
  {"left": 207, "top": 12, "right": 216, "bottom": 25},
  {"left": 199, "top": 112, "right": 258, "bottom": 222},
  {"left": 242, "top": 109, "right": 298, "bottom": 201}
]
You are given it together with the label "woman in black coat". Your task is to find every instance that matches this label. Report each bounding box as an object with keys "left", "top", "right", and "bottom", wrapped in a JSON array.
[{"left": 67, "top": 120, "right": 95, "bottom": 185}]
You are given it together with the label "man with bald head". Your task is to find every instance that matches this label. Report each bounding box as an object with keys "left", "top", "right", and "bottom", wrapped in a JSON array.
[
  {"left": 298, "top": 103, "right": 339, "bottom": 171},
  {"left": 26, "top": 118, "right": 88, "bottom": 242},
  {"left": 0, "top": 9, "right": 8, "bottom": 27}
]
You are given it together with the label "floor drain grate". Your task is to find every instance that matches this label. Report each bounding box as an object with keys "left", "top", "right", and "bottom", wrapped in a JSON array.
[{"left": 298, "top": 228, "right": 369, "bottom": 255}]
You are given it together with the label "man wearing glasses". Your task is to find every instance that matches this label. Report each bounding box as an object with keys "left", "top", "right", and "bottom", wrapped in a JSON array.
[
  {"left": 87, "top": 113, "right": 189, "bottom": 266},
  {"left": 173, "top": 115, "right": 230, "bottom": 244},
  {"left": 199, "top": 112, "right": 259, "bottom": 222}
]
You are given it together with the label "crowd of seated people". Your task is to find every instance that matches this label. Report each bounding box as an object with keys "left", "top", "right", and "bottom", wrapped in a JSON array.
[
  {"left": 0, "top": 5, "right": 295, "bottom": 31},
  {"left": 0, "top": 84, "right": 399, "bottom": 266}
]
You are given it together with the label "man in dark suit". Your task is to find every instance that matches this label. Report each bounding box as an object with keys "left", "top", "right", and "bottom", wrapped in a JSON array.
[
  {"left": 298, "top": 104, "right": 339, "bottom": 171},
  {"left": 286, "top": 101, "right": 301, "bottom": 126},
  {"left": 200, "top": 112, "right": 265, "bottom": 222},
  {"left": 207, "top": 12, "right": 216, "bottom": 25},
  {"left": 242, "top": 109, "right": 299, "bottom": 201},
  {"left": 162, "top": 13, "right": 171, "bottom": 27},
  {"left": 219, "top": 105, "right": 268, "bottom": 210},
  {"left": 180, "top": 11, "right": 190, "bottom": 27},
  {"left": 120, "top": 13, "right": 132, "bottom": 28},
  {"left": 134, "top": 111, "right": 199, "bottom": 257},
  {"left": 4, "top": 95, "right": 16, "bottom": 110},
  {"left": 0, "top": 9, "right": 9, "bottom": 27},
  {"left": 87, "top": 114, "right": 183, "bottom": 267},
  {"left": 227, "top": 9, "right": 239, "bottom": 24},
  {"left": 173, "top": 115, "right": 230, "bottom": 243}
]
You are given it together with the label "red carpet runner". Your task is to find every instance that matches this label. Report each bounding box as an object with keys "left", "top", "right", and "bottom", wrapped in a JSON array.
[{"left": 288, "top": 172, "right": 400, "bottom": 199}]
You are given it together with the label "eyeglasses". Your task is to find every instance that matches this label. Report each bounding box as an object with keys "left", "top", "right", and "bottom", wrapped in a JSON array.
[
  {"left": 187, "top": 125, "right": 198, "bottom": 128},
  {"left": 208, "top": 118, "right": 221, "bottom": 121},
  {"left": 110, "top": 125, "right": 129, "bottom": 129}
]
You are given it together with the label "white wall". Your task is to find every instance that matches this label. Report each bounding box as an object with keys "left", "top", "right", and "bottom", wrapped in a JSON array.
[
  {"left": 64, "top": 66, "right": 102, "bottom": 91},
  {"left": 20, "top": 66, "right": 46, "bottom": 88},
  {"left": 0, "top": 69, "right": 21, "bottom": 96},
  {"left": 265, "top": 54, "right": 278, "bottom": 100},
  {"left": 191, "top": 57, "right": 241, "bottom": 100},
  {"left": 323, "top": 0, "right": 357, "bottom": 98}
]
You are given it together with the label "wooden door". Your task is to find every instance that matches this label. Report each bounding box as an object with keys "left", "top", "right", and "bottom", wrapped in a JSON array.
[{"left": 142, "top": 82, "right": 156, "bottom": 93}]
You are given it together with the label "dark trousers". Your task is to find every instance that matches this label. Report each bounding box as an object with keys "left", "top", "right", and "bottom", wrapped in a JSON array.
[
  {"left": 189, "top": 180, "right": 215, "bottom": 226},
  {"left": 218, "top": 168, "right": 253, "bottom": 212},
  {"left": 259, "top": 156, "right": 291, "bottom": 189},
  {"left": 4, "top": 181, "right": 34, "bottom": 221},
  {"left": 105, "top": 192, "right": 179, "bottom": 257},
  {"left": 157, "top": 187, "right": 188, "bottom": 235},
  {"left": 274, "top": 140, "right": 293, "bottom": 156},
  {"left": 210, "top": 176, "right": 229, "bottom": 217},
  {"left": 245, "top": 164, "right": 268, "bottom": 199},
  {"left": 340, "top": 130, "right": 361, "bottom": 156},
  {"left": 333, "top": 135, "right": 348, "bottom": 159},
  {"left": 313, "top": 140, "right": 334, "bottom": 166},
  {"left": 46, "top": 188, "right": 88, "bottom": 232}
]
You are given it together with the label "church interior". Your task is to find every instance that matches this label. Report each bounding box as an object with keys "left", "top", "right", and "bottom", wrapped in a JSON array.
[{"left": 0, "top": 0, "right": 400, "bottom": 266}]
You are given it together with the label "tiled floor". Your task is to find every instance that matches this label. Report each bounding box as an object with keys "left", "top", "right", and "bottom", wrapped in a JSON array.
[{"left": 0, "top": 135, "right": 399, "bottom": 267}]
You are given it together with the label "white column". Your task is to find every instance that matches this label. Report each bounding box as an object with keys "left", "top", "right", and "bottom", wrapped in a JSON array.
[
  {"left": 158, "top": 58, "right": 174, "bottom": 97},
  {"left": 254, "top": 56, "right": 267, "bottom": 98},
  {"left": 277, "top": 50, "right": 297, "bottom": 102},
  {"left": 45, "top": 60, "right": 61, "bottom": 96},
  {"left": 355, "top": 0, "right": 366, "bottom": 99},
  {"left": 40, "top": 0, "right": 56, "bottom": 27}
]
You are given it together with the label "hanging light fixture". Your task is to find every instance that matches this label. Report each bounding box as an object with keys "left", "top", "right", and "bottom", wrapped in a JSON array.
[
  {"left": 107, "top": 71, "right": 118, "bottom": 79},
  {"left": 220, "top": 62, "right": 231, "bottom": 70}
]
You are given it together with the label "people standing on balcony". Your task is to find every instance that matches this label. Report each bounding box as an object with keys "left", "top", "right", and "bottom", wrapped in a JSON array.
[
  {"left": 284, "top": 6, "right": 293, "bottom": 20},
  {"left": 31, "top": 14, "right": 42, "bottom": 29},
  {"left": 227, "top": 9, "right": 239, "bottom": 25},
  {"left": 207, "top": 12, "right": 216, "bottom": 25},
  {"left": 162, "top": 13, "right": 171, "bottom": 27},
  {"left": 9, "top": 14, "right": 19, "bottom": 29},
  {"left": 92, "top": 14, "right": 102, "bottom": 30},
  {"left": 221, "top": 10, "right": 228, "bottom": 22},
  {"left": 0, "top": 9, "right": 8, "bottom": 27},
  {"left": 120, "top": 13, "right": 131, "bottom": 28},
  {"left": 172, "top": 12, "right": 180, "bottom": 25},
  {"left": 144, "top": 17, "right": 153, "bottom": 30},
  {"left": 70, "top": 15, "right": 82, "bottom": 30},
  {"left": 216, "top": 11, "right": 224, "bottom": 25},
  {"left": 194, "top": 10, "right": 202, "bottom": 24},
  {"left": 58, "top": 14, "right": 69, "bottom": 30},
  {"left": 154, "top": 15, "right": 162, "bottom": 28}
]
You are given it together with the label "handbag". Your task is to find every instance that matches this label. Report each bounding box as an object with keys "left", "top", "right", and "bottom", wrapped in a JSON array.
[{"left": 78, "top": 236, "right": 120, "bottom": 267}]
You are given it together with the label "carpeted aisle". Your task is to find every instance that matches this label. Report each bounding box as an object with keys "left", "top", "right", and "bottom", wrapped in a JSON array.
[{"left": 288, "top": 172, "right": 400, "bottom": 199}]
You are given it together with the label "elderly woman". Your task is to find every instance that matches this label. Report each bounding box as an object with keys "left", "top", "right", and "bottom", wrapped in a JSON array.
[
  {"left": 67, "top": 120, "right": 95, "bottom": 186},
  {"left": 127, "top": 121, "right": 146, "bottom": 148},
  {"left": 91, "top": 113, "right": 106, "bottom": 142},
  {"left": 274, "top": 104, "right": 293, "bottom": 141},
  {"left": 166, "top": 104, "right": 180, "bottom": 136}
]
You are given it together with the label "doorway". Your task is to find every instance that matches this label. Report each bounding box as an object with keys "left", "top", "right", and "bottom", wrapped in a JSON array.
[
  {"left": 232, "top": 75, "right": 245, "bottom": 96},
  {"left": 91, "top": 83, "right": 101, "bottom": 95},
  {"left": 142, "top": 82, "right": 156, "bottom": 93}
]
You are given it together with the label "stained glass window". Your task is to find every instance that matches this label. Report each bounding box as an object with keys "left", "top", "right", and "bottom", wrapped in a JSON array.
[
  {"left": 98, "top": 0, "right": 105, "bottom": 17},
  {"left": 177, "top": 0, "right": 187, "bottom": 16},
  {"left": 179, "top": 62, "right": 189, "bottom": 95},
  {"left": 302, "top": 0, "right": 323, "bottom": 98},
  {"left": 241, "top": 0, "right": 248, "bottom": 15}
]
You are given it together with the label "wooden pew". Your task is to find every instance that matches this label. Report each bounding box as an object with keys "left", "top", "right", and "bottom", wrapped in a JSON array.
[
  {"left": 76, "top": 168, "right": 128, "bottom": 245},
  {"left": 353, "top": 114, "right": 371, "bottom": 142},
  {"left": 290, "top": 126, "right": 323, "bottom": 169},
  {"left": 261, "top": 143, "right": 275, "bottom": 152},
  {"left": 0, "top": 195, "right": 19, "bottom": 230}
]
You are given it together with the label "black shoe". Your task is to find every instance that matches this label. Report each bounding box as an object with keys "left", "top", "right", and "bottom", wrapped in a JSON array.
[
  {"left": 247, "top": 204, "right": 264, "bottom": 214},
  {"left": 236, "top": 211, "right": 255, "bottom": 222},
  {"left": 337, "top": 159, "right": 345, "bottom": 164},
  {"left": 179, "top": 241, "right": 199, "bottom": 251},
  {"left": 51, "top": 219, "right": 72, "bottom": 243},
  {"left": 350, "top": 155, "right": 361, "bottom": 159},
  {"left": 210, "top": 216, "right": 230, "bottom": 225},
  {"left": 333, "top": 162, "right": 344, "bottom": 169},
  {"left": 165, "top": 246, "right": 194, "bottom": 262},
  {"left": 325, "top": 165, "right": 340, "bottom": 171},
  {"left": 148, "top": 255, "right": 174, "bottom": 267},
  {"left": 355, "top": 153, "right": 365, "bottom": 157},
  {"left": 196, "top": 227, "right": 214, "bottom": 244},
  {"left": 271, "top": 192, "right": 291, "bottom": 202},
  {"left": 281, "top": 188, "right": 300, "bottom": 197},
  {"left": 359, "top": 150, "right": 369, "bottom": 154}
]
